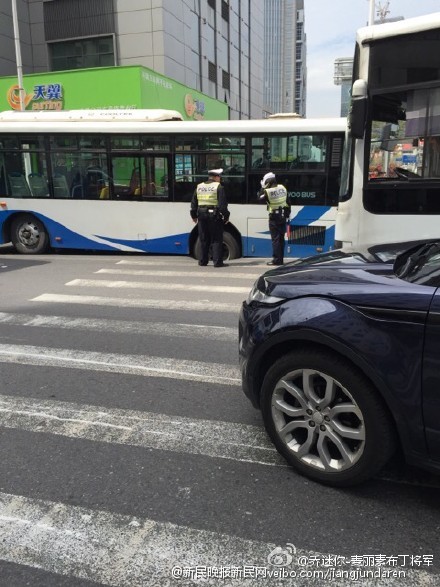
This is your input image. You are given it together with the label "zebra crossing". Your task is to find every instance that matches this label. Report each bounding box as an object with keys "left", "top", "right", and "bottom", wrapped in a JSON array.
[{"left": 0, "top": 255, "right": 438, "bottom": 586}]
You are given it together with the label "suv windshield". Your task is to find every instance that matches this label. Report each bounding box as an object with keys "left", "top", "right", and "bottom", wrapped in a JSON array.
[{"left": 394, "top": 242, "right": 440, "bottom": 286}]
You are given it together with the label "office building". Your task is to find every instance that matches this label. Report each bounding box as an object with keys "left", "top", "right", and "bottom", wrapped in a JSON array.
[
  {"left": 0, "top": 0, "right": 265, "bottom": 119},
  {"left": 263, "top": 0, "right": 306, "bottom": 116},
  {"left": 333, "top": 57, "right": 353, "bottom": 117}
]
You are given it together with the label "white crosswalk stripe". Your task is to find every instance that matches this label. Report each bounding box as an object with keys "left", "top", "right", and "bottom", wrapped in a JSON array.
[
  {"left": 66, "top": 278, "right": 251, "bottom": 294},
  {"left": 0, "top": 312, "right": 236, "bottom": 340},
  {"left": 0, "top": 492, "right": 437, "bottom": 587},
  {"left": 0, "top": 394, "right": 282, "bottom": 466},
  {"left": 96, "top": 268, "right": 261, "bottom": 280},
  {"left": 0, "top": 344, "right": 240, "bottom": 385},
  {"left": 115, "top": 259, "right": 266, "bottom": 268},
  {"left": 31, "top": 293, "right": 241, "bottom": 312}
]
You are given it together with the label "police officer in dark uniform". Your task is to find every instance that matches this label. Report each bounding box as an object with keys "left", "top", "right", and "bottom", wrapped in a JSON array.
[
  {"left": 190, "top": 168, "right": 230, "bottom": 267},
  {"left": 258, "top": 172, "right": 290, "bottom": 266}
]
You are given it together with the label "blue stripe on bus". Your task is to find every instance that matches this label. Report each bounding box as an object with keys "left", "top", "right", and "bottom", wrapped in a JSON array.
[
  {"left": 38, "top": 215, "right": 119, "bottom": 251},
  {"left": 0, "top": 211, "right": 190, "bottom": 253},
  {"left": 94, "top": 234, "right": 190, "bottom": 254},
  {"left": 290, "top": 205, "right": 331, "bottom": 222},
  {"left": 245, "top": 205, "right": 335, "bottom": 258}
]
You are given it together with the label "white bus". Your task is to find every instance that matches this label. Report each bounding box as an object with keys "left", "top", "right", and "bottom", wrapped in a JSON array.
[
  {"left": 336, "top": 12, "right": 440, "bottom": 248},
  {"left": 0, "top": 109, "right": 344, "bottom": 258}
]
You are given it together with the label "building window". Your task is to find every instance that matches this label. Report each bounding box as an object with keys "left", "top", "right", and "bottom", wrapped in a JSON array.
[
  {"left": 50, "top": 36, "right": 115, "bottom": 71},
  {"left": 295, "top": 63, "right": 302, "bottom": 79},
  {"left": 208, "top": 61, "right": 217, "bottom": 83},
  {"left": 208, "top": 0, "right": 216, "bottom": 8},
  {"left": 221, "top": 0, "right": 229, "bottom": 21},
  {"left": 222, "top": 70, "right": 230, "bottom": 90},
  {"left": 296, "top": 44, "right": 302, "bottom": 60},
  {"left": 296, "top": 23, "right": 303, "bottom": 38}
]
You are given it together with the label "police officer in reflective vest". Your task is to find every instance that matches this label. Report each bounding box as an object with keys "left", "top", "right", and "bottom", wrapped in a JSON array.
[
  {"left": 258, "top": 172, "right": 290, "bottom": 266},
  {"left": 190, "top": 168, "right": 230, "bottom": 267}
]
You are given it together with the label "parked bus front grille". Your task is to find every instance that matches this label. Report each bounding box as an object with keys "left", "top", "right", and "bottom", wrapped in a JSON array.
[{"left": 288, "top": 224, "right": 326, "bottom": 246}]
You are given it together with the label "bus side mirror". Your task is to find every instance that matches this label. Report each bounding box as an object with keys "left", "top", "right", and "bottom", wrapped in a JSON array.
[{"left": 348, "top": 79, "right": 368, "bottom": 139}]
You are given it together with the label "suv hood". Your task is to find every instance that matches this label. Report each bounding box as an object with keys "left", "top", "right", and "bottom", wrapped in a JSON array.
[{"left": 259, "top": 263, "right": 436, "bottom": 311}]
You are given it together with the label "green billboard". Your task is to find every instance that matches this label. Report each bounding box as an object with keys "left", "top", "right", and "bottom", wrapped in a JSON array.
[{"left": 0, "top": 65, "right": 228, "bottom": 120}]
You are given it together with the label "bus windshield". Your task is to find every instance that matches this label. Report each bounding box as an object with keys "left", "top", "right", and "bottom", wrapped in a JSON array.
[
  {"left": 335, "top": 13, "right": 440, "bottom": 249},
  {"left": 368, "top": 89, "right": 440, "bottom": 182}
]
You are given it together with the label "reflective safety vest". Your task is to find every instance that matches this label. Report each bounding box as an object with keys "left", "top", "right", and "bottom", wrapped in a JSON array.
[
  {"left": 196, "top": 181, "right": 220, "bottom": 207},
  {"left": 265, "top": 185, "right": 288, "bottom": 212}
]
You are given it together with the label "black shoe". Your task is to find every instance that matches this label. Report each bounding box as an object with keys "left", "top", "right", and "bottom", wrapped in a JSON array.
[
  {"left": 267, "top": 261, "right": 283, "bottom": 266},
  {"left": 198, "top": 261, "right": 208, "bottom": 266},
  {"left": 214, "top": 263, "right": 228, "bottom": 267}
]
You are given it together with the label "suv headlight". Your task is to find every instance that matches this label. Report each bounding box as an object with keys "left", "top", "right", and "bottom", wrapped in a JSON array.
[{"left": 246, "top": 283, "right": 285, "bottom": 305}]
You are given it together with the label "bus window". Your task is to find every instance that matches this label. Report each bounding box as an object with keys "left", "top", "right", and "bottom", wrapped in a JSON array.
[
  {"left": 252, "top": 135, "right": 327, "bottom": 172},
  {"left": 289, "top": 136, "right": 326, "bottom": 170},
  {"left": 223, "top": 155, "right": 246, "bottom": 204},
  {"left": 1, "top": 137, "right": 48, "bottom": 198},
  {"left": 251, "top": 137, "right": 272, "bottom": 169},
  {"left": 51, "top": 152, "right": 109, "bottom": 199},
  {"left": 111, "top": 155, "right": 168, "bottom": 201}
]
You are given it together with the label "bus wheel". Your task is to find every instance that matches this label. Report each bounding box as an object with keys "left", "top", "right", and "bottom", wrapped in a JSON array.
[
  {"left": 11, "top": 214, "right": 49, "bottom": 254},
  {"left": 194, "top": 231, "right": 240, "bottom": 261},
  {"left": 222, "top": 231, "right": 240, "bottom": 260}
]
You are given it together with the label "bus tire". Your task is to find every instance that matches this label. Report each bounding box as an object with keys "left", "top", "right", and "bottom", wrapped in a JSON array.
[
  {"left": 11, "top": 214, "right": 50, "bottom": 254},
  {"left": 222, "top": 231, "right": 240, "bottom": 260},
  {"left": 194, "top": 230, "right": 240, "bottom": 261}
]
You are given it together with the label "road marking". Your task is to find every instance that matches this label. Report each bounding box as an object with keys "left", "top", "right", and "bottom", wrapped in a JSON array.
[
  {"left": 96, "top": 267, "right": 260, "bottom": 280},
  {"left": 0, "top": 394, "right": 281, "bottom": 466},
  {"left": 0, "top": 491, "right": 436, "bottom": 587},
  {"left": 0, "top": 344, "right": 240, "bottom": 385},
  {"left": 31, "top": 293, "right": 240, "bottom": 313},
  {"left": 0, "top": 312, "right": 236, "bottom": 341},
  {"left": 66, "top": 278, "right": 250, "bottom": 294},
  {"left": 1, "top": 315, "right": 438, "bottom": 487},
  {"left": 116, "top": 258, "right": 267, "bottom": 269}
]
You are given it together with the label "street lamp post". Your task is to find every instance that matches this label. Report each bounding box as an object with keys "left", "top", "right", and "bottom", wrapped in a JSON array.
[
  {"left": 368, "top": 0, "right": 376, "bottom": 26},
  {"left": 11, "top": 0, "right": 25, "bottom": 111}
]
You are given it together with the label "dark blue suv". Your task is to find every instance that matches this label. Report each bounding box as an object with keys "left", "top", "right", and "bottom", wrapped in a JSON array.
[{"left": 239, "top": 241, "right": 440, "bottom": 486}]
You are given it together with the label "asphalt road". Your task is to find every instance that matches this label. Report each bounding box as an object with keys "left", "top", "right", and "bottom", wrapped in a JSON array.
[{"left": 0, "top": 249, "right": 438, "bottom": 587}]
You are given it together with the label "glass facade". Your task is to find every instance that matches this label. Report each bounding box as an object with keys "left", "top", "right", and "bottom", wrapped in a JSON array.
[
  {"left": 264, "top": 0, "right": 306, "bottom": 116},
  {"left": 50, "top": 37, "right": 115, "bottom": 71}
]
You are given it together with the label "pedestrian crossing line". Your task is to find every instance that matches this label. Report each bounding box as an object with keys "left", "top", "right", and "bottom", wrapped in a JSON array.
[
  {"left": 0, "top": 491, "right": 437, "bottom": 587},
  {"left": 0, "top": 394, "right": 282, "bottom": 466},
  {"left": 31, "top": 293, "right": 241, "bottom": 313},
  {"left": 0, "top": 491, "right": 273, "bottom": 587},
  {"left": 95, "top": 268, "right": 261, "bottom": 281},
  {"left": 66, "top": 278, "right": 250, "bottom": 295},
  {"left": 0, "top": 344, "right": 240, "bottom": 385},
  {"left": 116, "top": 258, "right": 267, "bottom": 269},
  {"left": 0, "top": 312, "right": 236, "bottom": 341}
]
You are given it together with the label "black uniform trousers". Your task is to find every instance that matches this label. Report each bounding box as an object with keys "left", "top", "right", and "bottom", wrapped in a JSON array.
[
  {"left": 198, "top": 211, "right": 223, "bottom": 266},
  {"left": 269, "top": 214, "right": 287, "bottom": 264}
]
